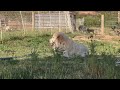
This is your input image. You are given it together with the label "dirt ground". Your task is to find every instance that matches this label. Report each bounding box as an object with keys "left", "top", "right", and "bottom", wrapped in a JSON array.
[{"left": 73, "top": 34, "right": 120, "bottom": 44}]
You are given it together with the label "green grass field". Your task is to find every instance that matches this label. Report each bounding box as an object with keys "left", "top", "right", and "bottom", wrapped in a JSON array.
[{"left": 0, "top": 30, "right": 120, "bottom": 79}]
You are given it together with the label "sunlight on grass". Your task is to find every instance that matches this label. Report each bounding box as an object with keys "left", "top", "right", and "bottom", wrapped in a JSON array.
[{"left": 0, "top": 30, "right": 120, "bottom": 79}]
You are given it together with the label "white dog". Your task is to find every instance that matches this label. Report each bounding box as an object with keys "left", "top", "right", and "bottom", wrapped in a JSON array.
[{"left": 49, "top": 32, "right": 89, "bottom": 58}]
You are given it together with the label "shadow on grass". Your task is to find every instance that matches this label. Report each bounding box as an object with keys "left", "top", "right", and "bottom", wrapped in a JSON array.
[
  {"left": 0, "top": 50, "right": 120, "bottom": 79},
  {"left": 0, "top": 39, "right": 120, "bottom": 79}
]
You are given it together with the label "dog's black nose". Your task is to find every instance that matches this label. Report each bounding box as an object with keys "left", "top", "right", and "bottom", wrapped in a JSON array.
[{"left": 50, "top": 42, "right": 54, "bottom": 46}]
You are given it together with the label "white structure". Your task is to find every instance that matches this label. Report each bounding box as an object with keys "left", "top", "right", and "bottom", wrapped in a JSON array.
[
  {"left": 76, "top": 18, "right": 84, "bottom": 31},
  {"left": 34, "top": 11, "right": 73, "bottom": 32}
]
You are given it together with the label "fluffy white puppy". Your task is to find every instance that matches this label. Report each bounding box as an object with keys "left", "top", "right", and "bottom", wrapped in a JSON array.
[{"left": 49, "top": 32, "right": 89, "bottom": 58}]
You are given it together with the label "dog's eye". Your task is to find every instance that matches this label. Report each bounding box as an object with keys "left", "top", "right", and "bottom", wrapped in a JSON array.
[{"left": 51, "top": 42, "right": 55, "bottom": 46}]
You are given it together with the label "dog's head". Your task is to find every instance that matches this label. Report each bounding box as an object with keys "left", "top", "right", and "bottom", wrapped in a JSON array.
[{"left": 49, "top": 32, "right": 69, "bottom": 50}]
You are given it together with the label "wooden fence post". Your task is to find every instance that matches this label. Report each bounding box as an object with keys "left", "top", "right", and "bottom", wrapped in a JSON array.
[
  {"left": 59, "top": 11, "right": 61, "bottom": 32},
  {"left": 64, "top": 11, "right": 68, "bottom": 33},
  {"left": 0, "top": 29, "right": 3, "bottom": 43},
  {"left": 32, "top": 11, "right": 34, "bottom": 31},
  {"left": 101, "top": 14, "right": 104, "bottom": 35},
  {"left": 67, "top": 11, "right": 73, "bottom": 33},
  {"left": 20, "top": 11, "right": 25, "bottom": 35},
  {"left": 49, "top": 11, "right": 52, "bottom": 35}
]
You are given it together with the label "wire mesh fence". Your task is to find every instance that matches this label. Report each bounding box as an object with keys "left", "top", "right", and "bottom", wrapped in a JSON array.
[
  {"left": 0, "top": 11, "right": 32, "bottom": 30},
  {"left": 104, "top": 11, "right": 118, "bottom": 27},
  {"left": 76, "top": 11, "right": 120, "bottom": 35},
  {"left": 0, "top": 11, "right": 120, "bottom": 42},
  {"left": 0, "top": 11, "right": 74, "bottom": 42},
  {"left": 76, "top": 13, "right": 101, "bottom": 35},
  {"left": 0, "top": 11, "right": 73, "bottom": 32}
]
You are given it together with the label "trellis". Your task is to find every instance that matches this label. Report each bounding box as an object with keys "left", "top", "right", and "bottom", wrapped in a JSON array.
[
  {"left": 104, "top": 11, "right": 118, "bottom": 27},
  {"left": 0, "top": 11, "right": 74, "bottom": 43},
  {"left": 34, "top": 11, "right": 73, "bottom": 32}
]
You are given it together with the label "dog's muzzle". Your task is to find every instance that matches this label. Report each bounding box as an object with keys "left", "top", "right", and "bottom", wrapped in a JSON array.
[{"left": 50, "top": 42, "right": 55, "bottom": 47}]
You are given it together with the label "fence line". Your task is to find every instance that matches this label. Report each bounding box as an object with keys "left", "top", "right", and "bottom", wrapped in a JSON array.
[
  {"left": 0, "top": 11, "right": 119, "bottom": 41},
  {"left": 20, "top": 11, "right": 25, "bottom": 35}
]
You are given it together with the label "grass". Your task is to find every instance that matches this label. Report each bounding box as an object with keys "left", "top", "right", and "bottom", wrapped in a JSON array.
[{"left": 0, "top": 30, "right": 120, "bottom": 79}]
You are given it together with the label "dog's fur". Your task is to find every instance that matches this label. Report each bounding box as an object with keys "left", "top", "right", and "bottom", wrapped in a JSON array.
[{"left": 49, "top": 32, "right": 89, "bottom": 58}]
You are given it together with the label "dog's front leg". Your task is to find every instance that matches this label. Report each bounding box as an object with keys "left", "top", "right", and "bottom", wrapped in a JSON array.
[{"left": 63, "top": 50, "right": 69, "bottom": 58}]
